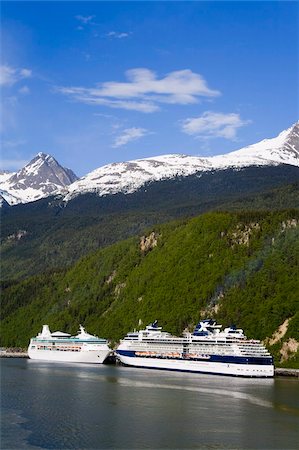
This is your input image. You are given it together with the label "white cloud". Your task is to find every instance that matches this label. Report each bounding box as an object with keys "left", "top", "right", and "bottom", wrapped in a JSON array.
[
  {"left": 58, "top": 68, "right": 220, "bottom": 113},
  {"left": 106, "top": 31, "right": 131, "bottom": 39},
  {"left": 181, "top": 111, "right": 251, "bottom": 140},
  {"left": 112, "top": 127, "right": 149, "bottom": 148},
  {"left": 75, "top": 15, "right": 95, "bottom": 25},
  {"left": 19, "top": 85, "right": 30, "bottom": 95},
  {"left": 0, "top": 65, "right": 32, "bottom": 87},
  {"left": 20, "top": 68, "right": 32, "bottom": 78}
]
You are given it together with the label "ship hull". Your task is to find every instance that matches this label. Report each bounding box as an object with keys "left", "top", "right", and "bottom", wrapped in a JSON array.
[
  {"left": 28, "top": 348, "right": 110, "bottom": 364},
  {"left": 116, "top": 353, "right": 274, "bottom": 377}
]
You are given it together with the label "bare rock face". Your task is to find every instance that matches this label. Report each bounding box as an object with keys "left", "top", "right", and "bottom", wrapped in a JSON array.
[
  {"left": 140, "top": 232, "right": 160, "bottom": 253},
  {"left": 228, "top": 222, "right": 260, "bottom": 247},
  {"left": 280, "top": 338, "right": 299, "bottom": 363},
  {"left": 7, "top": 230, "right": 28, "bottom": 242},
  {"left": 266, "top": 318, "right": 290, "bottom": 346},
  {"left": 281, "top": 219, "right": 298, "bottom": 232}
]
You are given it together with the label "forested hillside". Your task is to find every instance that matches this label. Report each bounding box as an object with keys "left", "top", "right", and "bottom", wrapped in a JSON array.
[
  {"left": 1, "top": 165, "right": 298, "bottom": 280},
  {"left": 1, "top": 210, "right": 298, "bottom": 367}
]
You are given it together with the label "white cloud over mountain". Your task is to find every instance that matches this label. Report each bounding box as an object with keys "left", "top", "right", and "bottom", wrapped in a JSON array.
[
  {"left": 181, "top": 111, "right": 250, "bottom": 140},
  {"left": 58, "top": 68, "right": 220, "bottom": 113},
  {"left": 112, "top": 127, "right": 149, "bottom": 147}
]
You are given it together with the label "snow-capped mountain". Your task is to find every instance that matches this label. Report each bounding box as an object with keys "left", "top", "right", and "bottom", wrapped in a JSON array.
[
  {"left": 0, "top": 153, "right": 78, "bottom": 205},
  {"left": 1, "top": 122, "right": 298, "bottom": 206},
  {"left": 64, "top": 122, "right": 299, "bottom": 201}
]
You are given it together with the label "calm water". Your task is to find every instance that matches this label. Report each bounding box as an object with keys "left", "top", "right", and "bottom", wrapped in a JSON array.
[{"left": 1, "top": 359, "right": 299, "bottom": 449}]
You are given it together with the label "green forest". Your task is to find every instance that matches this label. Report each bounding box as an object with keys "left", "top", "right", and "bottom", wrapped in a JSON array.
[{"left": 2, "top": 209, "right": 299, "bottom": 368}]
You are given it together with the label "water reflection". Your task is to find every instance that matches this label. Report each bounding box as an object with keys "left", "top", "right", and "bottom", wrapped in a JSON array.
[{"left": 1, "top": 359, "right": 298, "bottom": 449}]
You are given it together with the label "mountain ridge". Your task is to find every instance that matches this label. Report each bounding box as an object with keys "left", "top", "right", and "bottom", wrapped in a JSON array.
[{"left": 1, "top": 122, "right": 298, "bottom": 205}]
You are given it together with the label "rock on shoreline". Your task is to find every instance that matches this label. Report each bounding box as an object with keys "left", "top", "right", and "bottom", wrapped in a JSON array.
[
  {"left": 274, "top": 368, "right": 299, "bottom": 378},
  {"left": 0, "top": 349, "right": 28, "bottom": 358},
  {"left": 0, "top": 352, "right": 29, "bottom": 358}
]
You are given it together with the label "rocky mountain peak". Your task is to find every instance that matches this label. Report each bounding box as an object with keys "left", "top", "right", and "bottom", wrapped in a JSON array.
[{"left": 0, "top": 153, "right": 78, "bottom": 204}]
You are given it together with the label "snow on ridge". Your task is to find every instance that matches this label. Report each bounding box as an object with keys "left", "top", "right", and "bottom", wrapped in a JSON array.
[
  {"left": 64, "top": 123, "right": 299, "bottom": 201},
  {"left": 64, "top": 153, "right": 212, "bottom": 201},
  {"left": 0, "top": 189, "right": 22, "bottom": 206},
  {"left": 1, "top": 122, "right": 298, "bottom": 206},
  {"left": 0, "top": 171, "right": 16, "bottom": 184}
]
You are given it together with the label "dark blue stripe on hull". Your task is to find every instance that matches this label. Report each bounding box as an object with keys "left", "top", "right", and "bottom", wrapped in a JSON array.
[{"left": 115, "top": 350, "right": 273, "bottom": 365}]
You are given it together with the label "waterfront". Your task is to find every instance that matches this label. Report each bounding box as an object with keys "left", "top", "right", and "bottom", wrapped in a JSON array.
[{"left": 1, "top": 359, "right": 299, "bottom": 449}]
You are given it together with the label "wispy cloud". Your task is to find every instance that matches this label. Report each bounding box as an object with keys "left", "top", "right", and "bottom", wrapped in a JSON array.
[
  {"left": 106, "top": 31, "right": 131, "bottom": 39},
  {"left": 0, "top": 96, "right": 18, "bottom": 132},
  {"left": 75, "top": 15, "right": 95, "bottom": 25},
  {"left": 0, "top": 65, "right": 32, "bottom": 87},
  {"left": 2, "top": 139, "right": 27, "bottom": 148},
  {"left": 181, "top": 111, "right": 251, "bottom": 140},
  {"left": 58, "top": 68, "right": 220, "bottom": 113},
  {"left": 112, "top": 127, "right": 149, "bottom": 147},
  {"left": 19, "top": 85, "right": 30, "bottom": 95},
  {"left": 0, "top": 157, "right": 29, "bottom": 171}
]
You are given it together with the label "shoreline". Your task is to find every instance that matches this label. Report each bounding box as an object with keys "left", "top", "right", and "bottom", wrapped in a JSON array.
[
  {"left": 0, "top": 351, "right": 29, "bottom": 358},
  {"left": 1, "top": 352, "right": 298, "bottom": 377}
]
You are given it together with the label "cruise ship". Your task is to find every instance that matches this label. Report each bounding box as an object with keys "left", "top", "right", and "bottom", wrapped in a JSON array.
[
  {"left": 115, "top": 320, "right": 274, "bottom": 377},
  {"left": 28, "top": 325, "right": 111, "bottom": 364}
]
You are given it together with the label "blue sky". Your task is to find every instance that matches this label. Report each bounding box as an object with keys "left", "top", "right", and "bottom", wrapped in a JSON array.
[{"left": 1, "top": 1, "right": 298, "bottom": 176}]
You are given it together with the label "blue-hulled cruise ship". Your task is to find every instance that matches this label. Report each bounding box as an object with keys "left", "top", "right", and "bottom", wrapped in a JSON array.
[{"left": 115, "top": 319, "right": 274, "bottom": 377}]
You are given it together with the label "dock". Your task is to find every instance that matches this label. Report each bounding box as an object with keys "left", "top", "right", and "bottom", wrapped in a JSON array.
[
  {"left": 0, "top": 351, "right": 28, "bottom": 358},
  {"left": 274, "top": 368, "right": 299, "bottom": 378}
]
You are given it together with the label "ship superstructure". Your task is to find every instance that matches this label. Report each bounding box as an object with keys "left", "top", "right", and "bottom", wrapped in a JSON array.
[
  {"left": 28, "top": 325, "right": 111, "bottom": 364},
  {"left": 115, "top": 320, "right": 274, "bottom": 377}
]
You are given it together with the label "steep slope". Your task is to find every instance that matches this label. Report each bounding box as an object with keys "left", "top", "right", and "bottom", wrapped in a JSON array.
[
  {"left": 2, "top": 165, "right": 299, "bottom": 280},
  {"left": 1, "top": 210, "right": 298, "bottom": 367},
  {"left": 64, "top": 122, "right": 299, "bottom": 201},
  {"left": 209, "top": 122, "right": 299, "bottom": 168},
  {"left": 0, "top": 153, "right": 78, "bottom": 204}
]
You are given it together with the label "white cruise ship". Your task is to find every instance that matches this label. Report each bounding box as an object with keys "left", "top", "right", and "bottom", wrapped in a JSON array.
[
  {"left": 115, "top": 320, "right": 274, "bottom": 377},
  {"left": 28, "top": 325, "right": 111, "bottom": 364}
]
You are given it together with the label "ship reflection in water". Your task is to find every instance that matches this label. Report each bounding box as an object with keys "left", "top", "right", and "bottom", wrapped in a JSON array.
[{"left": 1, "top": 358, "right": 298, "bottom": 449}]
